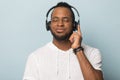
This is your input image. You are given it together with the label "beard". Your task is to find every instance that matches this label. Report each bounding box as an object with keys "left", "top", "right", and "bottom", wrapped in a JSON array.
[{"left": 50, "top": 29, "right": 73, "bottom": 41}]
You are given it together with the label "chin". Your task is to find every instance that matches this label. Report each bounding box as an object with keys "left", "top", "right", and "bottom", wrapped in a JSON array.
[{"left": 50, "top": 29, "right": 73, "bottom": 41}]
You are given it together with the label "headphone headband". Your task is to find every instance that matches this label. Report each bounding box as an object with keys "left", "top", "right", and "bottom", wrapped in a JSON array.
[
  {"left": 70, "top": 6, "right": 80, "bottom": 24},
  {"left": 46, "top": 6, "right": 55, "bottom": 20}
]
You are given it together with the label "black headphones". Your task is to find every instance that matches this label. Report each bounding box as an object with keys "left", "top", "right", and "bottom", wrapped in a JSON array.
[{"left": 46, "top": 2, "right": 80, "bottom": 31}]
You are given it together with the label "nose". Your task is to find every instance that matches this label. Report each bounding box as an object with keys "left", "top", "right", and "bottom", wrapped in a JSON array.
[{"left": 57, "top": 19, "right": 64, "bottom": 26}]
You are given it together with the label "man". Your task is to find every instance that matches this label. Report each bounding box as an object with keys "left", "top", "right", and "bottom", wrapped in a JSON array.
[{"left": 23, "top": 2, "right": 104, "bottom": 80}]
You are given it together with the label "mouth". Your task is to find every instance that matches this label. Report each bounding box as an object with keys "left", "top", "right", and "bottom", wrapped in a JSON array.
[{"left": 56, "top": 28, "right": 65, "bottom": 33}]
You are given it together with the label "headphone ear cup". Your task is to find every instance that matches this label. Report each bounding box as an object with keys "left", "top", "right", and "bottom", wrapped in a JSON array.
[
  {"left": 46, "top": 21, "right": 51, "bottom": 31},
  {"left": 73, "top": 21, "right": 78, "bottom": 31}
]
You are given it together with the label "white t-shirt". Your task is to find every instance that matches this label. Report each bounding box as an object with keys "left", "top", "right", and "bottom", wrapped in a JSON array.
[{"left": 23, "top": 42, "right": 102, "bottom": 80}]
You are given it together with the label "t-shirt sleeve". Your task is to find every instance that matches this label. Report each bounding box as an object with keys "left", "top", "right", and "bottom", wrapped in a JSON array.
[
  {"left": 90, "top": 48, "right": 102, "bottom": 71},
  {"left": 23, "top": 53, "right": 39, "bottom": 80}
]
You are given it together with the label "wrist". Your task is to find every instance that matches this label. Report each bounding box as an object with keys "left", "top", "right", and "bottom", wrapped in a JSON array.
[{"left": 73, "top": 46, "right": 84, "bottom": 54}]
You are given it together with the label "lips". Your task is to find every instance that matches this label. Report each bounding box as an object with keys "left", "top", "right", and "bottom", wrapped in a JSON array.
[{"left": 56, "top": 28, "right": 65, "bottom": 33}]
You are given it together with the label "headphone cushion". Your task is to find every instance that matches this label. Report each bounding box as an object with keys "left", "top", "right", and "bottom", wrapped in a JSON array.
[
  {"left": 46, "top": 21, "right": 51, "bottom": 31},
  {"left": 73, "top": 21, "right": 78, "bottom": 31}
]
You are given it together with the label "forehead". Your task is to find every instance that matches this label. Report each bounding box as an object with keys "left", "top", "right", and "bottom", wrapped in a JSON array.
[{"left": 51, "top": 7, "right": 72, "bottom": 17}]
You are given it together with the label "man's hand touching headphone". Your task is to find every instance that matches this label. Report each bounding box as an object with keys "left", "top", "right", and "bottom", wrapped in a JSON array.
[{"left": 69, "top": 25, "right": 82, "bottom": 49}]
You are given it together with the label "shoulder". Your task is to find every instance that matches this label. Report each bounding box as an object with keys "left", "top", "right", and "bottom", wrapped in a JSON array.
[
  {"left": 28, "top": 42, "right": 52, "bottom": 59},
  {"left": 82, "top": 43, "right": 101, "bottom": 58}
]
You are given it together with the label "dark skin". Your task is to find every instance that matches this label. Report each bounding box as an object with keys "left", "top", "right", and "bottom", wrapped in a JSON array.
[{"left": 50, "top": 7, "right": 104, "bottom": 80}]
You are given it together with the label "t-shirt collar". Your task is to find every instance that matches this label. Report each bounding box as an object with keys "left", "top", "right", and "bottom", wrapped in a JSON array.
[{"left": 48, "top": 41, "right": 73, "bottom": 54}]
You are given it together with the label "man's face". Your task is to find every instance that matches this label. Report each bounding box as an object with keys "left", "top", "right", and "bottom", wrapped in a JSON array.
[{"left": 50, "top": 7, "right": 73, "bottom": 41}]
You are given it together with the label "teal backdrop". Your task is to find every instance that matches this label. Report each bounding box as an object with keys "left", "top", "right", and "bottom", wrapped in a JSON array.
[{"left": 0, "top": 0, "right": 120, "bottom": 80}]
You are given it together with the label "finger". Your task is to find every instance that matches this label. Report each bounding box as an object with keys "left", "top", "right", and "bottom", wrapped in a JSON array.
[
  {"left": 77, "top": 25, "right": 82, "bottom": 35},
  {"left": 69, "top": 33, "right": 75, "bottom": 43}
]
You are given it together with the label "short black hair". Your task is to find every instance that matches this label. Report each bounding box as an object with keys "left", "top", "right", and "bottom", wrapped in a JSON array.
[{"left": 52, "top": 2, "right": 75, "bottom": 22}]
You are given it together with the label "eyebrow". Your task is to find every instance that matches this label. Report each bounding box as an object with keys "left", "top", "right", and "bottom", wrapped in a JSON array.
[{"left": 52, "top": 16, "right": 70, "bottom": 19}]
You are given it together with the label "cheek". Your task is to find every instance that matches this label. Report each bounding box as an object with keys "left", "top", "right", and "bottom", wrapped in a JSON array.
[
  {"left": 50, "top": 23, "right": 55, "bottom": 30},
  {"left": 67, "top": 24, "right": 74, "bottom": 31},
  {"left": 49, "top": 25, "right": 56, "bottom": 34}
]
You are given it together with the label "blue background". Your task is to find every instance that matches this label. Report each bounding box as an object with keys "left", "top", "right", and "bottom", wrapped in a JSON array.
[{"left": 0, "top": 0, "right": 120, "bottom": 80}]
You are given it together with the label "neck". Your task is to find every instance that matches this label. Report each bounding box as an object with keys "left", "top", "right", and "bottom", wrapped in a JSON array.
[{"left": 53, "top": 39, "right": 72, "bottom": 51}]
